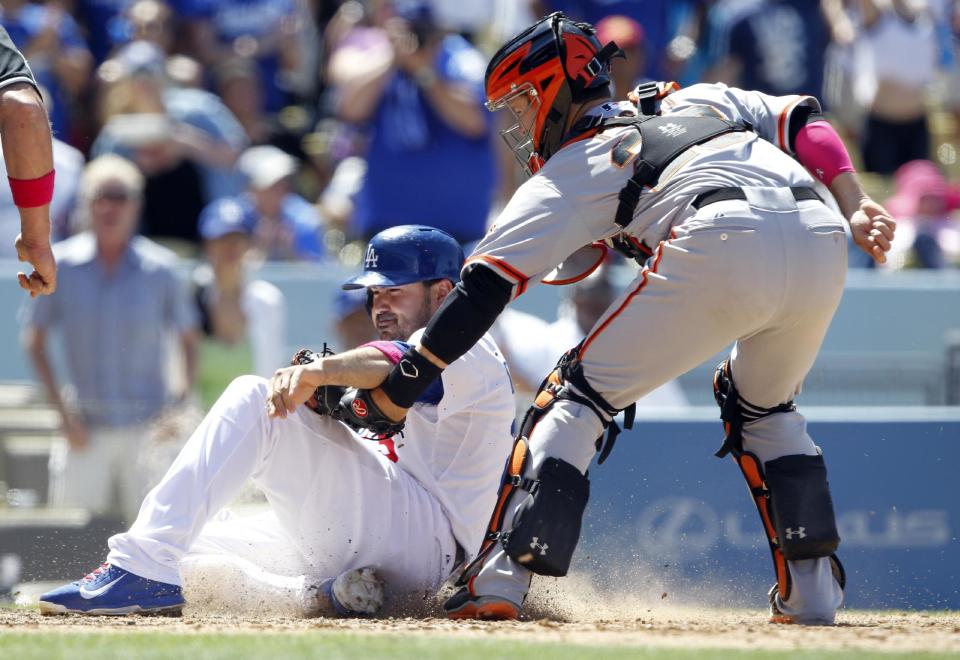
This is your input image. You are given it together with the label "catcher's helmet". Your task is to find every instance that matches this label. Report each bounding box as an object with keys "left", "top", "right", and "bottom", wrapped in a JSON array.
[
  {"left": 342, "top": 225, "right": 464, "bottom": 290},
  {"left": 485, "top": 12, "right": 621, "bottom": 174}
]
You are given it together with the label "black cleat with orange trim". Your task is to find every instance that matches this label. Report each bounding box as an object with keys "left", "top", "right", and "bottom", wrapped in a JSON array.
[
  {"left": 443, "top": 588, "right": 520, "bottom": 621},
  {"left": 768, "top": 585, "right": 795, "bottom": 624}
]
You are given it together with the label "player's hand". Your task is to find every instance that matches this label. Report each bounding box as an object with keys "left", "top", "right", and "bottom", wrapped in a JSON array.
[
  {"left": 267, "top": 364, "right": 322, "bottom": 418},
  {"left": 15, "top": 233, "right": 57, "bottom": 297},
  {"left": 848, "top": 199, "right": 896, "bottom": 265}
]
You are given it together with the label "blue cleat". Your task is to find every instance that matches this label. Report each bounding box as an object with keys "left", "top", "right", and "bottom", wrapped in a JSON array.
[{"left": 39, "top": 563, "right": 185, "bottom": 616}]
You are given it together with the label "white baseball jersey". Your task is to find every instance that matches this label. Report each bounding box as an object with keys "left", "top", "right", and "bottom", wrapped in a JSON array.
[
  {"left": 468, "top": 83, "right": 821, "bottom": 296},
  {"left": 107, "top": 331, "right": 515, "bottom": 600},
  {"left": 379, "top": 329, "right": 516, "bottom": 558}
]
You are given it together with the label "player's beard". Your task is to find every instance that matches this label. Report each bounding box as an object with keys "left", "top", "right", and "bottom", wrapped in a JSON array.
[{"left": 378, "top": 289, "right": 434, "bottom": 343}]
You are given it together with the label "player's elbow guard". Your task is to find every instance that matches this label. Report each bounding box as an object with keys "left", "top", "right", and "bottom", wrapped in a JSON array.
[
  {"left": 459, "top": 263, "right": 513, "bottom": 315},
  {"left": 420, "top": 264, "right": 513, "bottom": 366}
]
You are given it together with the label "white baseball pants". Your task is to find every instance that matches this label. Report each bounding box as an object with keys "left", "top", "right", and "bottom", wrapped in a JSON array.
[{"left": 107, "top": 376, "right": 457, "bottom": 599}]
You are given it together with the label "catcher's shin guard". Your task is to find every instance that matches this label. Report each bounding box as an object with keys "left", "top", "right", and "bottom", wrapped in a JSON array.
[
  {"left": 503, "top": 456, "right": 589, "bottom": 576},
  {"left": 458, "top": 433, "right": 533, "bottom": 588},
  {"left": 457, "top": 351, "right": 607, "bottom": 586},
  {"left": 444, "top": 428, "right": 530, "bottom": 619},
  {"left": 456, "top": 345, "right": 637, "bottom": 590},
  {"left": 457, "top": 426, "right": 589, "bottom": 584},
  {"left": 713, "top": 359, "right": 844, "bottom": 603}
]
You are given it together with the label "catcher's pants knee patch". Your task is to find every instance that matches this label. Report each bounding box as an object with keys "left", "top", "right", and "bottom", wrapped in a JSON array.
[
  {"left": 530, "top": 344, "right": 635, "bottom": 464},
  {"left": 713, "top": 358, "right": 795, "bottom": 458}
]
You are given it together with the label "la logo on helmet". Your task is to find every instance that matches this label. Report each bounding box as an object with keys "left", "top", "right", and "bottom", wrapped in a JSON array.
[{"left": 365, "top": 246, "right": 379, "bottom": 269}]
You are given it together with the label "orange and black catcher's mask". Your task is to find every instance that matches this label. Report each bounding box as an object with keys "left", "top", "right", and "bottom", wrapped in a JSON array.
[{"left": 484, "top": 12, "right": 623, "bottom": 174}]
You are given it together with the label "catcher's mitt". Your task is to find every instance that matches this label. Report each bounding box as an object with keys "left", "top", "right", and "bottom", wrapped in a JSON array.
[
  {"left": 336, "top": 387, "right": 405, "bottom": 437},
  {"left": 290, "top": 345, "right": 346, "bottom": 417}
]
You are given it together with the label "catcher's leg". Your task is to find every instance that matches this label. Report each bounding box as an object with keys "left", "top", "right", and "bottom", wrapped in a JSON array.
[
  {"left": 714, "top": 359, "right": 845, "bottom": 625},
  {"left": 444, "top": 358, "right": 614, "bottom": 620},
  {"left": 446, "top": 223, "right": 784, "bottom": 620},
  {"left": 709, "top": 200, "right": 847, "bottom": 624}
]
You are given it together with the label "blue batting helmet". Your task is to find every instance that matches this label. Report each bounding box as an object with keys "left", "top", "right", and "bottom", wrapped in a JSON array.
[{"left": 341, "top": 225, "right": 464, "bottom": 290}]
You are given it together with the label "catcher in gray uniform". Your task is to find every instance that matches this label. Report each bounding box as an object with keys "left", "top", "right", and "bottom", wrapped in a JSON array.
[{"left": 334, "top": 12, "right": 897, "bottom": 624}]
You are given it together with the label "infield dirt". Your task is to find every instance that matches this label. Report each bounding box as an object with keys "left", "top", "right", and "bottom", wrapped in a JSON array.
[{"left": 4, "top": 601, "right": 958, "bottom": 654}]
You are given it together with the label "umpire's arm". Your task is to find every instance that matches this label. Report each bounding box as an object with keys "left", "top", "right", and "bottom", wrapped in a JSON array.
[{"left": 0, "top": 26, "right": 55, "bottom": 296}]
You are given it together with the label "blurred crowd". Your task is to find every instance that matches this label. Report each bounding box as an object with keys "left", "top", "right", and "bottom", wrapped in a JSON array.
[
  {"left": 8, "top": 0, "right": 960, "bottom": 519},
  {"left": 0, "top": 0, "right": 956, "bottom": 267},
  {"left": 0, "top": 0, "right": 957, "bottom": 270}
]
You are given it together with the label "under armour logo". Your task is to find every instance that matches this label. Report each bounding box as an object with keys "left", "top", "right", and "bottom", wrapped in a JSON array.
[
  {"left": 530, "top": 537, "right": 549, "bottom": 556},
  {"left": 657, "top": 122, "right": 687, "bottom": 138},
  {"left": 784, "top": 527, "right": 807, "bottom": 540},
  {"left": 364, "top": 246, "right": 379, "bottom": 268},
  {"left": 815, "top": 168, "right": 825, "bottom": 180},
  {"left": 399, "top": 359, "right": 419, "bottom": 378}
]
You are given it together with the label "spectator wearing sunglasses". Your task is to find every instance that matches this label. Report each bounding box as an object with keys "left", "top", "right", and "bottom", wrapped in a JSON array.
[{"left": 21, "top": 154, "right": 199, "bottom": 524}]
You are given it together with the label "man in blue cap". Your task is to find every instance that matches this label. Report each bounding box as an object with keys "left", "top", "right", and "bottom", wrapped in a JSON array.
[
  {"left": 39, "top": 225, "right": 516, "bottom": 619},
  {"left": 193, "top": 196, "right": 287, "bottom": 408}
]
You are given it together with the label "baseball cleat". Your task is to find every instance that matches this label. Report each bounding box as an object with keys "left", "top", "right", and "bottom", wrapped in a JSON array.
[
  {"left": 768, "top": 584, "right": 795, "bottom": 624},
  {"left": 443, "top": 587, "right": 520, "bottom": 620},
  {"left": 768, "top": 555, "right": 844, "bottom": 625},
  {"left": 39, "top": 563, "right": 185, "bottom": 616},
  {"left": 305, "top": 567, "right": 384, "bottom": 617},
  {"left": 767, "top": 583, "right": 837, "bottom": 626}
]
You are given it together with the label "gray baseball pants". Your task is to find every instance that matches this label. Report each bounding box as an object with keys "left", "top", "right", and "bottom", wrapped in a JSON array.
[{"left": 474, "top": 187, "right": 848, "bottom": 622}]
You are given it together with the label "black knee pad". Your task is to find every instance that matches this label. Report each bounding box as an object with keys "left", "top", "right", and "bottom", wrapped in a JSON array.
[
  {"left": 502, "top": 458, "right": 590, "bottom": 577},
  {"left": 765, "top": 453, "right": 840, "bottom": 560}
]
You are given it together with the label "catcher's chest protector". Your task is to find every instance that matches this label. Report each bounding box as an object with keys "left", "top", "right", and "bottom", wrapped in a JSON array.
[{"left": 579, "top": 111, "right": 746, "bottom": 228}]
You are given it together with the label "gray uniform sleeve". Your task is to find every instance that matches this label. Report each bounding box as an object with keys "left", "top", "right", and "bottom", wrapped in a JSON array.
[
  {"left": 0, "top": 26, "right": 40, "bottom": 93},
  {"left": 466, "top": 175, "right": 595, "bottom": 298},
  {"left": 662, "top": 82, "right": 821, "bottom": 155}
]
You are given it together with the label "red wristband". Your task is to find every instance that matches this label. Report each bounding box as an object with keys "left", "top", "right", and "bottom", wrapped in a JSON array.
[{"left": 9, "top": 169, "right": 55, "bottom": 208}]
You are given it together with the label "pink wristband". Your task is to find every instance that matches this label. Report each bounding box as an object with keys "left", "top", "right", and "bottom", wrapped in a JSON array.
[
  {"left": 794, "top": 121, "right": 855, "bottom": 185},
  {"left": 9, "top": 170, "right": 55, "bottom": 208},
  {"left": 362, "top": 340, "right": 405, "bottom": 364}
]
